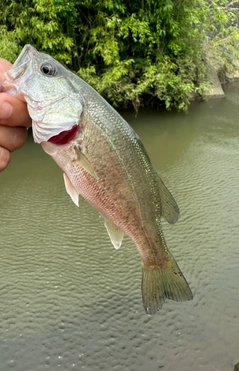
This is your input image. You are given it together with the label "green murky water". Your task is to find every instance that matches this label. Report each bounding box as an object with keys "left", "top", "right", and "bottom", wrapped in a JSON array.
[{"left": 0, "top": 83, "right": 239, "bottom": 370}]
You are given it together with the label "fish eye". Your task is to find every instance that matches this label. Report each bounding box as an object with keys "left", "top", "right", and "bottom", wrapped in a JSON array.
[{"left": 40, "top": 63, "right": 57, "bottom": 76}]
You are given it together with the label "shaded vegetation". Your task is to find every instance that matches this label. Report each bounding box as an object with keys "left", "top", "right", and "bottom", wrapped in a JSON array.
[{"left": 1, "top": 0, "right": 239, "bottom": 111}]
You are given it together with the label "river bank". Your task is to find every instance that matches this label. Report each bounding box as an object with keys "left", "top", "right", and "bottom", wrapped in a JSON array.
[
  {"left": 1, "top": 83, "right": 239, "bottom": 370},
  {"left": 206, "top": 58, "right": 239, "bottom": 99}
]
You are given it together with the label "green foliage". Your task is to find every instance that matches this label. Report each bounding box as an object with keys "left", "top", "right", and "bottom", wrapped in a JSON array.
[
  {"left": 0, "top": 26, "right": 20, "bottom": 61},
  {"left": 204, "top": 0, "right": 239, "bottom": 70},
  {"left": 0, "top": 0, "right": 239, "bottom": 111},
  {"left": 0, "top": 0, "right": 76, "bottom": 64}
]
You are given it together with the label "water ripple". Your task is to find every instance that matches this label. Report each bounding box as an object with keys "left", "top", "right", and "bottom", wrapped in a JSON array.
[{"left": 0, "top": 95, "right": 239, "bottom": 370}]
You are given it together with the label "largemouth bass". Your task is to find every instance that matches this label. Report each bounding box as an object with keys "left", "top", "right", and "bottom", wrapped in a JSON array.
[{"left": 3, "top": 45, "right": 193, "bottom": 314}]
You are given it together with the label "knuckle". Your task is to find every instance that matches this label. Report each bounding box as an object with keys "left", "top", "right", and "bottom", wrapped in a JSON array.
[
  {"left": 0, "top": 147, "right": 11, "bottom": 172},
  {"left": 11, "top": 127, "right": 27, "bottom": 151}
]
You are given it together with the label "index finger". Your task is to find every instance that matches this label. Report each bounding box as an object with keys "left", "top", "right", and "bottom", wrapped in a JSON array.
[
  {"left": 0, "top": 93, "right": 32, "bottom": 128},
  {"left": 0, "top": 58, "right": 12, "bottom": 79},
  {"left": 0, "top": 58, "right": 31, "bottom": 128}
]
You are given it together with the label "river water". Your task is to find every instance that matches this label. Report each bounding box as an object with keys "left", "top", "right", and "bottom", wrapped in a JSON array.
[{"left": 0, "top": 83, "right": 238, "bottom": 371}]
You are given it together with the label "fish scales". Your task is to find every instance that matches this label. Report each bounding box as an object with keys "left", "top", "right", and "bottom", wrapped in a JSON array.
[
  {"left": 48, "top": 115, "right": 160, "bottom": 261},
  {"left": 3, "top": 45, "right": 193, "bottom": 314}
]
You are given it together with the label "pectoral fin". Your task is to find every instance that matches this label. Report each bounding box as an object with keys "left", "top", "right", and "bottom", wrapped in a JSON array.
[
  {"left": 103, "top": 217, "right": 124, "bottom": 249},
  {"left": 74, "top": 146, "right": 98, "bottom": 180},
  {"left": 63, "top": 173, "right": 79, "bottom": 207}
]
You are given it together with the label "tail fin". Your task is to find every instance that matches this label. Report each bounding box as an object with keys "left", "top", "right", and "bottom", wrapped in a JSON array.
[{"left": 141, "top": 257, "right": 193, "bottom": 314}]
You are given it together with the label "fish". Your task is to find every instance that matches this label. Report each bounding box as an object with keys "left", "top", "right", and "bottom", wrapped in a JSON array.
[{"left": 3, "top": 45, "right": 193, "bottom": 314}]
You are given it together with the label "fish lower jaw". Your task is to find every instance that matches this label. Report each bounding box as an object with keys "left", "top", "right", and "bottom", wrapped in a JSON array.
[{"left": 2, "top": 81, "right": 19, "bottom": 97}]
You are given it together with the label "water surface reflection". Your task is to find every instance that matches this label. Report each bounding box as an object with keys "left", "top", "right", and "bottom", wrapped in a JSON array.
[{"left": 0, "top": 83, "right": 239, "bottom": 370}]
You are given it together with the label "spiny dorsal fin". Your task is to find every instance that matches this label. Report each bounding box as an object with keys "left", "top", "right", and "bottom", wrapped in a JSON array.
[
  {"left": 63, "top": 173, "right": 79, "bottom": 207},
  {"left": 103, "top": 217, "right": 124, "bottom": 249},
  {"left": 157, "top": 176, "right": 180, "bottom": 224}
]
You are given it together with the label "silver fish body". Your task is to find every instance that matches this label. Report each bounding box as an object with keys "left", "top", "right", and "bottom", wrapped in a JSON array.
[{"left": 3, "top": 45, "right": 193, "bottom": 314}]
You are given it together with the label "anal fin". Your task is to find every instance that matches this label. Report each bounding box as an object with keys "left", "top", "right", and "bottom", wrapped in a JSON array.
[
  {"left": 103, "top": 217, "right": 124, "bottom": 249},
  {"left": 63, "top": 173, "right": 79, "bottom": 207}
]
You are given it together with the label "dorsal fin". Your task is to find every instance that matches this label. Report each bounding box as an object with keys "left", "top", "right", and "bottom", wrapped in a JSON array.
[{"left": 157, "top": 176, "right": 180, "bottom": 224}]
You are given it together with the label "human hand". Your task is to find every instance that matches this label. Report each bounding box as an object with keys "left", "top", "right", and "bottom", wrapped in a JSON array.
[{"left": 0, "top": 58, "right": 31, "bottom": 172}]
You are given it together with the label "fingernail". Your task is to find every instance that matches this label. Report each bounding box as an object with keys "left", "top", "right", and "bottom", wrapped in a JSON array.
[{"left": 0, "top": 102, "right": 13, "bottom": 119}]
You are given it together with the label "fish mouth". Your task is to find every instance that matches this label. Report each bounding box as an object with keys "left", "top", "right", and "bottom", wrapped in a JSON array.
[
  {"left": 48, "top": 125, "right": 78, "bottom": 145},
  {"left": 2, "top": 45, "right": 35, "bottom": 95},
  {"left": 6, "top": 45, "right": 35, "bottom": 81}
]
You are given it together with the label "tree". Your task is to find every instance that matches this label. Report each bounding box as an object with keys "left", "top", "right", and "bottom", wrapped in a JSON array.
[{"left": 0, "top": 0, "right": 238, "bottom": 111}]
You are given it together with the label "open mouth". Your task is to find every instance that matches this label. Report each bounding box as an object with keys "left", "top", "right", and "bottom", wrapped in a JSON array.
[{"left": 48, "top": 125, "right": 78, "bottom": 145}]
